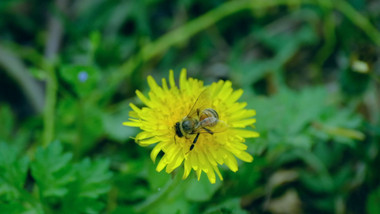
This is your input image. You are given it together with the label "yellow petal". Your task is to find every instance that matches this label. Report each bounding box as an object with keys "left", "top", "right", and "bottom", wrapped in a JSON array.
[
  {"left": 216, "top": 81, "right": 232, "bottom": 101},
  {"left": 136, "top": 90, "right": 151, "bottom": 106},
  {"left": 138, "top": 137, "right": 158, "bottom": 146},
  {"left": 151, "top": 142, "right": 166, "bottom": 162},
  {"left": 156, "top": 155, "right": 168, "bottom": 172},
  {"left": 183, "top": 158, "right": 192, "bottom": 179},
  {"left": 202, "top": 156, "right": 216, "bottom": 184},
  {"left": 196, "top": 169, "right": 202, "bottom": 181},
  {"left": 222, "top": 150, "right": 238, "bottom": 172},
  {"left": 213, "top": 165, "right": 223, "bottom": 181},
  {"left": 188, "top": 153, "right": 199, "bottom": 171},
  {"left": 211, "top": 148, "right": 224, "bottom": 165},
  {"left": 147, "top": 75, "right": 162, "bottom": 95},
  {"left": 227, "top": 145, "right": 253, "bottom": 163},
  {"left": 136, "top": 131, "right": 153, "bottom": 140},
  {"left": 231, "top": 118, "right": 256, "bottom": 127},
  {"left": 233, "top": 129, "right": 260, "bottom": 138},
  {"left": 169, "top": 69, "right": 176, "bottom": 88},
  {"left": 122, "top": 121, "right": 139, "bottom": 127},
  {"left": 197, "top": 150, "right": 207, "bottom": 168},
  {"left": 161, "top": 78, "right": 168, "bottom": 91},
  {"left": 179, "top": 68, "right": 188, "bottom": 90},
  {"left": 165, "top": 149, "right": 184, "bottom": 173},
  {"left": 227, "top": 89, "right": 243, "bottom": 104},
  {"left": 203, "top": 147, "right": 217, "bottom": 166},
  {"left": 129, "top": 103, "right": 141, "bottom": 113}
]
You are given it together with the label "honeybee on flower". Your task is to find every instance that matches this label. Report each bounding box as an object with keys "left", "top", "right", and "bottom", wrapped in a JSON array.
[
  {"left": 123, "top": 69, "right": 258, "bottom": 183},
  {"left": 174, "top": 89, "right": 228, "bottom": 153}
]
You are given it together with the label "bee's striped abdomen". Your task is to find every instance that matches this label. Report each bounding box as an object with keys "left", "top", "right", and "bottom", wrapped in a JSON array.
[{"left": 200, "top": 108, "right": 219, "bottom": 127}]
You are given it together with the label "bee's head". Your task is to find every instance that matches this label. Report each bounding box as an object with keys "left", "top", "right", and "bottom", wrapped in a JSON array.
[{"left": 175, "top": 122, "right": 183, "bottom": 137}]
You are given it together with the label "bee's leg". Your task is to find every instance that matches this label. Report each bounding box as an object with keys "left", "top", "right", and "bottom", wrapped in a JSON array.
[
  {"left": 196, "top": 108, "right": 200, "bottom": 116},
  {"left": 189, "top": 132, "right": 200, "bottom": 151},
  {"left": 202, "top": 127, "right": 214, "bottom": 135}
]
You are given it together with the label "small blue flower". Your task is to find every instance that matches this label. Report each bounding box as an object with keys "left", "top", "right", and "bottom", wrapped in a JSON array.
[{"left": 78, "top": 71, "right": 89, "bottom": 82}]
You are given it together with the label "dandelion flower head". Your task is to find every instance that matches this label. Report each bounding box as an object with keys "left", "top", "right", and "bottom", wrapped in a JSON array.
[{"left": 123, "top": 69, "right": 259, "bottom": 183}]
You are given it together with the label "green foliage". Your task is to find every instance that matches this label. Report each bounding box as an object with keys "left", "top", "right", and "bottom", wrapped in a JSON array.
[
  {"left": 31, "top": 141, "right": 74, "bottom": 198},
  {"left": 1, "top": 0, "right": 379, "bottom": 213},
  {"left": 102, "top": 106, "right": 138, "bottom": 142},
  {"left": 367, "top": 186, "right": 380, "bottom": 214},
  {"left": 0, "top": 142, "right": 29, "bottom": 201},
  {"left": 254, "top": 87, "right": 364, "bottom": 151},
  {"left": 185, "top": 176, "right": 221, "bottom": 202},
  {"left": 0, "top": 141, "right": 111, "bottom": 213},
  {"left": 203, "top": 198, "right": 249, "bottom": 214},
  {"left": 59, "top": 65, "right": 100, "bottom": 98}
]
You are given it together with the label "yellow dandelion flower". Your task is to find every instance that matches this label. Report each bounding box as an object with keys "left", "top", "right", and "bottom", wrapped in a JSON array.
[{"left": 123, "top": 69, "right": 259, "bottom": 184}]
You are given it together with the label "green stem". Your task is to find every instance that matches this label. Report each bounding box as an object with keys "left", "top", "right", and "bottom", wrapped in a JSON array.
[
  {"left": 134, "top": 170, "right": 183, "bottom": 213},
  {"left": 100, "top": 0, "right": 256, "bottom": 102},
  {"left": 42, "top": 67, "right": 57, "bottom": 147},
  {"left": 334, "top": 0, "right": 380, "bottom": 46},
  {"left": 74, "top": 99, "right": 85, "bottom": 159},
  {"left": 42, "top": 0, "right": 67, "bottom": 147},
  {"left": 0, "top": 44, "right": 45, "bottom": 113},
  {"left": 97, "top": 0, "right": 380, "bottom": 104},
  {"left": 314, "top": 11, "right": 336, "bottom": 67}
]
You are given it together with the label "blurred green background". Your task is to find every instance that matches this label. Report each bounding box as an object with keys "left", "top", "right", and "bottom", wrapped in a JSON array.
[{"left": 1, "top": 0, "right": 380, "bottom": 213}]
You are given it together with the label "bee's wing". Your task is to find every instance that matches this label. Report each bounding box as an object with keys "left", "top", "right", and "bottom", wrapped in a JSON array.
[
  {"left": 200, "top": 120, "right": 229, "bottom": 134},
  {"left": 210, "top": 120, "right": 229, "bottom": 133},
  {"left": 187, "top": 89, "right": 212, "bottom": 118}
]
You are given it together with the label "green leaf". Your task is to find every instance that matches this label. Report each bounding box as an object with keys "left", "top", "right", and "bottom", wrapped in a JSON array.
[
  {"left": 185, "top": 176, "right": 221, "bottom": 202},
  {"left": 59, "top": 158, "right": 112, "bottom": 214},
  {"left": 253, "top": 87, "right": 326, "bottom": 149},
  {"left": 0, "top": 142, "right": 29, "bottom": 201},
  {"left": 310, "top": 107, "right": 364, "bottom": 145},
  {"left": 111, "top": 206, "right": 137, "bottom": 214},
  {"left": 340, "top": 67, "right": 370, "bottom": 96},
  {"left": 114, "top": 173, "right": 150, "bottom": 202},
  {"left": 103, "top": 108, "right": 138, "bottom": 142},
  {"left": 147, "top": 158, "right": 171, "bottom": 190},
  {"left": 29, "top": 142, "right": 112, "bottom": 213},
  {"left": 0, "top": 105, "right": 14, "bottom": 141},
  {"left": 299, "top": 171, "right": 334, "bottom": 194},
  {"left": 56, "top": 98, "right": 105, "bottom": 154},
  {"left": 367, "top": 186, "right": 380, "bottom": 214},
  {"left": 203, "top": 198, "right": 248, "bottom": 214},
  {"left": 59, "top": 65, "right": 100, "bottom": 97},
  {"left": 31, "top": 141, "right": 74, "bottom": 197},
  {"left": 62, "top": 197, "right": 105, "bottom": 214},
  {"left": 153, "top": 198, "right": 189, "bottom": 214},
  {"left": 73, "top": 158, "right": 112, "bottom": 198},
  {"left": 230, "top": 24, "right": 317, "bottom": 86},
  {"left": 0, "top": 202, "right": 25, "bottom": 214},
  {"left": 29, "top": 67, "right": 47, "bottom": 80}
]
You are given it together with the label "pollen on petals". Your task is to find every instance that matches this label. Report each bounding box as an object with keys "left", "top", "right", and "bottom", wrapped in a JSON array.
[{"left": 123, "top": 69, "right": 259, "bottom": 183}]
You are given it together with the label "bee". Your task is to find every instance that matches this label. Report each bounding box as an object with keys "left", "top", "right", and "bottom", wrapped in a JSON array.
[{"left": 174, "top": 89, "right": 227, "bottom": 152}]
